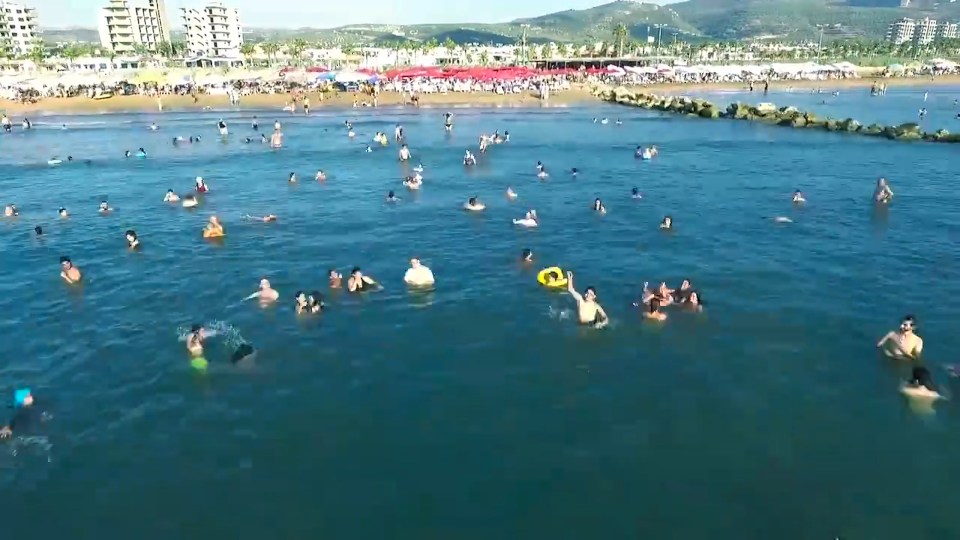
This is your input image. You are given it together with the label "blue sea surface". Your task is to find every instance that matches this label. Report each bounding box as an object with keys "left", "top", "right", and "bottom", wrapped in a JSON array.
[{"left": 1, "top": 94, "right": 960, "bottom": 539}]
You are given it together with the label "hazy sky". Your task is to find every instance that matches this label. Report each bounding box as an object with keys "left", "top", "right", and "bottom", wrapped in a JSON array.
[{"left": 37, "top": 0, "right": 674, "bottom": 29}]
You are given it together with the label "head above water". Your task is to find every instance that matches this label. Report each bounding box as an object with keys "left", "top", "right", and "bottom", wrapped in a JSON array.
[
  {"left": 521, "top": 248, "right": 532, "bottom": 261},
  {"left": 125, "top": 229, "right": 137, "bottom": 241},
  {"left": 59, "top": 255, "right": 72, "bottom": 267},
  {"left": 584, "top": 286, "right": 597, "bottom": 300},
  {"left": 901, "top": 315, "right": 916, "bottom": 332},
  {"left": 409, "top": 258, "right": 421, "bottom": 268},
  {"left": 351, "top": 267, "right": 362, "bottom": 276},
  {"left": 34, "top": 225, "right": 42, "bottom": 236},
  {"left": 260, "top": 278, "right": 271, "bottom": 290}
]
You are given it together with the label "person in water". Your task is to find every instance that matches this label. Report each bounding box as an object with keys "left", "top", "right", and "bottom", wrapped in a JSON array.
[
  {"left": 464, "top": 197, "right": 485, "bottom": 211},
  {"left": 565, "top": 272, "right": 608, "bottom": 329},
  {"left": 34, "top": 225, "right": 42, "bottom": 237},
  {"left": 295, "top": 291, "right": 310, "bottom": 314},
  {"left": 60, "top": 255, "right": 82, "bottom": 283},
  {"left": 506, "top": 187, "right": 518, "bottom": 200},
  {"left": 399, "top": 144, "right": 411, "bottom": 162},
  {"left": 243, "top": 214, "right": 277, "bottom": 222},
  {"left": 99, "top": 201, "right": 112, "bottom": 214},
  {"left": 195, "top": 177, "right": 209, "bottom": 193},
  {"left": 125, "top": 229, "right": 140, "bottom": 249},
  {"left": 874, "top": 177, "right": 893, "bottom": 203},
  {"left": 521, "top": 248, "right": 533, "bottom": 263},
  {"left": 0, "top": 389, "right": 38, "bottom": 440},
  {"left": 404, "top": 258, "right": 435, "bottom": 287},
  {"left": 901, "top": 366, "right": 942, "bottom": 401},
  {"left": 386, "top": 190, "right": 399, "bottom": 202},
  {"left": 182, "top": 194, "right": 199, "bottom": 208},
  {"left": 329, "top": 269, "right": 343, "bottom": 289},
  {"left": 593, "top": 198, "right": 606, "bottom": 214},
  {"left": 631, "top": 187, "right": 642, "bottom": 199},
  {"left": 877, "top": 315, "right": 923, "bottom": 360},
  {"left": 58, "top": 207, "right": 68, "bottom": 218},
  {"left": 684, "top": 291, "right": 704, "bottom": 311},
  {"left": 307, "top": 291, "right": 324, "bottom": 313},
  {"left": 186, "top": 324, "right": 206, "bottom": 357},
  {"left": 347, "top": 267, "right": 378, "bottom": 292},
  {"left": 660, "top": 216, "right": 673, "bottom": 230},
  {"left": 288, "top": 172, "right": 297, "bottom": 183},
  {"left": 644, "top": 298, "right": 668, "bottom": 321},
  {"left": 4, "top": 203, "right": 18, "bottom": 217},
  {"left": 248, "top": 278, "right": 280, "bottom": 303},
  {"left": 315, "top": 170, "right": 326, "bottom": 181},
  {"left": 164, "top": 189, "right": 180, "bottom": 202},
  {"left": 792, "top": 190, "right": 806, "bottom": 203},
  {"left": 203, "top": 216, "right": 224, "bottom": 237}
]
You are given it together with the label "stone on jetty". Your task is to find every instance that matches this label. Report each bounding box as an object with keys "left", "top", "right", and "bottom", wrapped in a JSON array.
[{"left": 592, "top": 84, "right": 958, "bottom": 145}]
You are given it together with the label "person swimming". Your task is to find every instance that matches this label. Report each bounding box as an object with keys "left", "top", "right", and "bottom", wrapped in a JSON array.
[
  {"left": 125, "top": 229, "right": 140, "bottom": 249},
  {"left": 386, "top": 190, "right": 399, "bottom": 202},
  {"left": 464, "top": 197, "right": 485, "bottom": 211},
  {"left": 203, "top": 216, "right": 224, "bottom": 237},
  {"left": 398, "top": 144, "right": 411, "bottom": 162},
  {"left": 347, "top": 267, "right": 379, "bottom": 292},
  {"left": 307, "top": 291, "right": 324, "bottom": 313},
  {"left": 288, "top": 172, "right": 297, "bottom": 183},
  {"left": 315, "top": 170, "right": 326, "bottom": 181},
  {"left": 59, "top": 255, "right": 82, "bottom": 283},
  {"left": 136, "top": 147, "right": 147, "bottom": 157},
  {"left": 150, "top": 122, "right": 158, "bottom": 131},
  {"left": 34, "top": 225, "right": 42, "bottom": 236},
  {"left": 124, "top": 150, "right": 132, "bottom": 158},
  {"left": 413, "top": 163, "right": 424, "bottom": 173},
  {"left": 566, "top": 271, "right": 608, "bottom": 329},
  {"left": 186, "top": 324, "right": 206, "bottom": 357},
  {"left": 571, "top": 168, "right": 579, "bottom": 176},
  {"left": 792, "top": 190, "right": 806, "bottom": 203},
  {"left": 4, "top": 203, "right": 18, "bottom": 217},
  {"left": 58, "top": 207, "right": 68, "bottom": 218},
  {"left": 463, "top": 150, "right": 477, "bottom": 166},
  {"left": 295, "top": 291, "right": 310, "bottom": 314},
  {"left": 660, "top": 216, "right": 673, "bottom": 230},
  {"left": 877, "top": 315, "right": 923, "bottom": 360},
  {"left": 164, "top": 189, "right": 180, "bottom": 202},
  {"left": 245, "top": 278, "right": 279, "bottom": 303},
  {"left": 631, "top": 187, "right": 642, "bottom": 199},
  {"left": 537, "top": 167, "right": 548, "bottom": 179},
  {"left": 901, "top": 366, "right": 941, "bottom": 401},
  {"left": 195, "top": 177, "right": 209, "bottom": 193},
  {"left": 521, "top": 248, "right": 533, "bottom": 263},
  {"left": 513, "top": 210, "right": 539, "bottom": 227},
  {"left": 98, "top": 201, "right": 112, "bottom": 214},
  {"left": 403, "top": 175, "right": 422, "bottom": 190},
  {"left": 217, "top": 118, "right": 228, "bottom": 136},
  {"left": 593, "top": 198, "right": 606, "bottom": 214},
  {"left": 644, "top": 297, "right": 667, "bottom": 321},
  {"left": 243, "top": 214, "right": 277, "bottom": 222},
  {"left": 506, "top": 187, "right": 518, "bottom": 200},
  {"left": 403, "top": 258, "right": 435, "bottom": 287},
  {"left": 0, "top": 388, "right": 38, "bottom": 440},
  {"left": 329, "top": 269, "right": 343, "bottom": 289}
]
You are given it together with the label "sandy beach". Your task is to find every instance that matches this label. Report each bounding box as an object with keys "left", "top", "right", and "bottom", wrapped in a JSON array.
[{"left": 2, "top": 74, "right": 957, "bottom": 115}]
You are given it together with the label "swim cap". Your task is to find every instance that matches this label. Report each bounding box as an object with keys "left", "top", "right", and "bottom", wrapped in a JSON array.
[{"left": 13, "top": 388, "right": 30, "bottom": 407}]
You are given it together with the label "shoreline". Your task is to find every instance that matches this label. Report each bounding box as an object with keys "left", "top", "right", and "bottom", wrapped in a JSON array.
[{"left": 2, "top": 74, "right": 958, "bottom": 116}]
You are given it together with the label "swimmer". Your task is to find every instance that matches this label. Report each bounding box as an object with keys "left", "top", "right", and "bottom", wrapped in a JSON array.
[
  {"left": 59, "top": 255, "right": 82, "bottom": 283},
  {"left": 513, "top": 210, "right": 539, "bottom": 228},
  {"left": 644, "top": 298, "right": 668, "bottom": 321},
  {"left": 537, "top": 167, "right": 548, "bottom": 179},
  {"left": 203, "top": 216, "right": 224, "bottom": 237},
  {"left": 182, "top": 195, "right": 199, "bottom": 208},
  {"left": 347, "top": 267, "right": 379, "bottom": 292},
  {"left": 186, "top": 324, "right": 207, "bottom": 357},
  {"left": 873, "top": 177, "right": 893, "bottom": 203},
  {"left": 348, "top": 129, "right": 355, "bottom": 138},
  {"left": 503, "top": 131, "right": 510, "bottom": 142},
  {"left": 404, "top": 257, "right": 435, "bottom": 287},
  {"left": 464, "top": 197, "right": 486, "bottom": 211},
  {"left": 877, "top": 315, "right": 923, "bottom": 360},
  {"left": 150, "top": 123, "right": 158, "bottom": 131},
  {"left": 521, "top": 248, "right": 533, "bottom": 263},
  {"left": 660, "top": 216, "right": 673, "bottom": 230},
  {"left": 164, "top": 189, "right": 180, "bottom": 202},
  {"left": 307, "top": 291, "right": 324, "bottom": 313},
  {"left": 566, "top": 271, "right": 608, "bottom": 329},
  {"left": 217, "top": 118, "right": 228, "bottom": 135},
  {"left": 136, "top": 147, "right": 147, "bottom": 157},
  {"left": 315, "top": 170, "right": 326, "bottom": 181},
  {"left": 252, "top": 116, "right": 259, "bottom": 131},
  {"left": 125, "top": 229, "right": 140, "bottom": 249},
  {"left": 124, "top": 150, "right": 132, "bottom": 158},
  {"left": 398, "top": 144, "right": 411, "bottom": 162},
  {"left": 536, "top": 161, "right": 543, "bottom": 172},
  {"left": 98, "top": 201, "right": 112, "bottom": 214},
  {"left": 261, "top": 133, "right": 268, "bottom": 144},
  {"left": 329, "top": 269, "right": 343, "bottom": 289},
  {"left": 365, "top": 146, "right": 373, "bottom": 153},
  {"left": 244, "top": 137, "right": 252, "bottom": 143},
  {"left": 673, "top": 279, "right": 694, "bottom": 303},
  {"left": 615, "top": 118, "right": 622, "bottom": 126},
  {"left": 386, "top": 190, "right": 399, "bottom": 202},
  {"left": 34, "top": 226, "right": 42, "bottom": 236},
  {"left": 0, "top": 389, "right": 37, "bottom": 440},
  {"left": 58, "top": 207, "right": 68, "bottom": 218},
  {"left": 270, "top": 130, "right": 283, "bottom": 148},
  {"left": 245, "top": 278, "right": 280, "bottom": 303},
  {"left": 792, "top": 190, "right": 806, "bottom": 203},
  {"left": 684, "top": 291, "right": 704, "bottom": 312},
  {"left": 48, "top": 156, "right": 62, "bottom": 166},
  {"left": 243, "top": 214, "right": 277, "bottom": 222},
  {"left": 463, "top": 150, "right": 477, "bottom": 166},
  {"left": 295, "top": 291, "right": 309, "bottom": 314},
  {"left": 506, "top": 187, "right": 518, "bottom": 200},
  {"left": 195, "top": 177, "right": 209, "bottom": 193},
  {"left": 4, "top": 203, "right": 18, "bottom": 217},
  {"left": 394, "top": 123, "right": 403, "bottom": 142},
  {"left": 901, "top": 366, "right": 942, "bottom": 401},
  {"left": 593, "top": 198, "right": 606, "bottom": 214},
  {"left": 444, "top": 112, "right": 454, "bottom": 131},
  {"left": 631, "top": 187, "right": 642, "bottom": 199},
  {"left": 772, "top": 216, "right": 793, "bottom": 223},
  {"left": 571, "top": 168, "right": 579, "bottom": 176},
  {"left": 403, "top": 175, "right": 422, "bottom": 190},
  {"left": 288, "top": 172, "right": 297, "bottom": 183}
]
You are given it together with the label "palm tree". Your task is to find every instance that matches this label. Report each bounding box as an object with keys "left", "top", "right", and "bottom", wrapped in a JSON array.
[
  {"left": 289, "top": 38, "right": 308, "bottom": 66},
  {"left": 479, "top": 50, "right": 490, "bottom": 66},
  {"left": 27, "top": 38, "right": 45, "bottom": 65},
  {"left": 61, "top": 44, "right": 82, "bottom": 68},
  {"left": 613, "top": 22, "right": 629, "bottom": 58},
  {"left": 0, "top": 38, "right": 11, "bottom": 60},
  {"left": 425, "top": 38, "right": 439, "bottom": 52},
  {"left": 261, "top": 42, "right": 279, "bottom": 65},
  {"left": 156, "top": 41, "right": 173, "bottom": 58},
  {"left": 240, "top": 42, "right": 255, "bottom": 58},
  {"left": 443, "top": 37, "right": 456, "bottom": 51}
]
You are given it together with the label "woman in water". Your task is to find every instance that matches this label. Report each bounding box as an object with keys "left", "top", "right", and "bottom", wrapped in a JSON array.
[
  {"left": 463, "top": 150, "right": 477, "bottom": 166},
  {"left": 684, "top": 291, "right": 704, "bottom": 312},
  {"left": 58, "top": 207, "right": 68, "bottom": 218},
  {"left": 329, "top": 269, "right": 343, "bottom": 289},
  {"left": 125, "top": 229, "right": 140, "bottom": 249},
  {"left": 186, "top": 324, "right": 207, "bottom": 358},
  {"left": 203, "top": 216, "right": 224, "bottom": 238},
  {"left": 901, "top": 366, "right": 942, "bottom": 402},
  {"left": 521, "top": 249, "right": 533, "bottom": 263},
  {"left": 163, "top": 189, "right": 180, "bottom": 203},
  {"left": 308, "top": 291, "right": 324, "bottom": 313},
  {"left": 644, "top": 298, "right": 668, "bottom": 321},
  {"left": 4, "top": 204, "right": 18, "bottom": 217},
  {"left": 464, "top": 197, "right": 486, "bottom": 212},
  {"left": 195, "top": 177, "right": 209, "bottom": 193},
  {"left": 792, "top": 190, "right": 806, "bottom": 203},
  {"left": 295, "top": 291, "right": 309, "bottom": 314},
  {"left": 288, "top": 172, "right": 297, "bottom": 183},
  {"left": 593, "top": 198, "right": 606, "bottom": 214},
  {"left": 660, "top": 216, "right": 673, "bottom": 230},
  {"left": 347, "top": 267, "right": 379, "bottom": 292},
  {"left": 403, "top": 175, "right": 422, "bottom": 190},
  {"left": 873, "top": 177, "right": 893, "bottom": 203},
  {"left": 315, "top": 170, "right": 326, "bottom": 181}
]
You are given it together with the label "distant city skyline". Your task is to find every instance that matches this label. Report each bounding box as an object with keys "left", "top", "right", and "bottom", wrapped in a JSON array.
[{"left": 37, "top": 0, "right": 676, "bottom": 29}]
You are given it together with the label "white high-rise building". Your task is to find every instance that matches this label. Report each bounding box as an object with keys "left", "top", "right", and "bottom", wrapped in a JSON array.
[
  {"left": 0, "top": 1, "right": 39, "bottom": 57},
  {"left": 181, "top": 2, "right": 243, "bottom": 58},
  {"left": 97, "top": 0, "right": 171, "bottom": 54},
  {"left": 886, "top": 17, "right": 916, "bottom": 45},
  {"left": 914, "top": 17, "right": 938, "bottom": 45},
  {"left": 941, "top": 22, "right": 959, "bottom": 40}
]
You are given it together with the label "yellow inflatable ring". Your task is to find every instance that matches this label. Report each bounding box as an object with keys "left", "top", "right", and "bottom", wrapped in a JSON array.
[{"left": 537, "top": 267, "right": 567, "bottom": 288}]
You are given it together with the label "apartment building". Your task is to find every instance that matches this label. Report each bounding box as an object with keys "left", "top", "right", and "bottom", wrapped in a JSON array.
[
  {"left": 941, "top": 22, "right": 959, "bottom": 40},
  {"left": 0, "top": 1, "right": 39, "bottom": 56},
  {"left": 914, "top": 17, "right": 938, "bottom": 45},
  {"left": 886, "top": 17, "right": 916, "bottom": 45},
  {"left": 97, "top": 0, "right": 171, "bottom": 54},
  {"left": 181, "top": 2, "right": 243, "bottom": 58}
]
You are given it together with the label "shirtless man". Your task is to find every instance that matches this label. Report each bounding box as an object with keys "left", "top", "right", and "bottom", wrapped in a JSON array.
[
  {"left": 566, "top": 271, "right": 608, "bottom": 329},
  {"left": 186, "top": 324, "right": 207, "bottom": 357},
  {"left": 328, "top": 269, "right": 343, "bottom": 289},
  {"left": 877, "top": 315, "right": 923, "bottom": 360},
  {"left": 59, "top": 256, "right": 82, "bottom": 283},
  {"left": 245, "top": 278, "right": 280, "bottom": 303}
]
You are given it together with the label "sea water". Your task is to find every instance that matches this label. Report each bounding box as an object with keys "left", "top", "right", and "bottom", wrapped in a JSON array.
[{"left": 1, "top": 93, "right": 959, "bottom": 538}]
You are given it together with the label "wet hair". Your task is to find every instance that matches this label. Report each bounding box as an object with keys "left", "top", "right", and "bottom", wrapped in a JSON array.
[
  {"left": 191, "top": 323, "right": 202, "bottom": 333},
  {"left": 310, "top": 290, "right": 324, "bottom": 309},
  {"left": 58, "top": 207, "right": 66, "bottom": 213},
  {"left": 388, "top": 190, "right": 395, "bottom": 198},
  {"left": 572, "top": 168, "right": 578, "bottom": 173},
  {"left": 632, "top": 187, "right": 639, "bottom": 194},
  {"left": 468, "top": 197, "right": 477, "bottom": 205},
  {"left": 328, "top": 268, "right": 338, "bottom": 277},
  {"left": 34, "top": 226, "right": 42, "bottom": 236},
  {"left": 649, "top": 298, "right": 661, "bottom": 312},
  {"left": 903, "top": 314, "right": 916, "bottom": 324},
  {"left": 521, "top": 248, "right": 532, "bottom": 259},
  {"left": 125, "top": 229, "right": 137, "bottom": 239},
  {"left": 59, "top": 255, "right": 71, "bottom": 264},
  {"left": 909, "top": 366, "right": 936, "bottom": 391},
  {"left": 585, "top": 286, "right": 596, "bottom": 296},
  {"left": 351, "top": 266, "right": 361, "bottom": 275},
  {"left": 295, "top": 290, "right": 305, "bottom": 300}
]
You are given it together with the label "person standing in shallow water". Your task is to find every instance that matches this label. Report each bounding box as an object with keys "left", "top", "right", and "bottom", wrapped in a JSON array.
[
  {"left": 877, "top": 315, "right": 923, "bottom": 360},
  {"left": 59, "top": 256, "right": 82, "bottom": 283}
]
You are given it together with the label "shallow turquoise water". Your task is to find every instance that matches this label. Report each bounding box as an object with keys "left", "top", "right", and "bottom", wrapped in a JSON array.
[{"left": 2, "top": 96, "right": 960, "bottom": 538}]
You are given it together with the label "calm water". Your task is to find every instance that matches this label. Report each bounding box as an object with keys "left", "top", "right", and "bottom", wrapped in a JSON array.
[{"left": 2, "top": 95, "right": 960, "bottom": 539}]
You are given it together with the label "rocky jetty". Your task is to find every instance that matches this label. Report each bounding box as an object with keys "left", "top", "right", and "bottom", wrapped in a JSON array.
[{"left": 595, "top": 86, "right": 960, "bottom": 144}]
